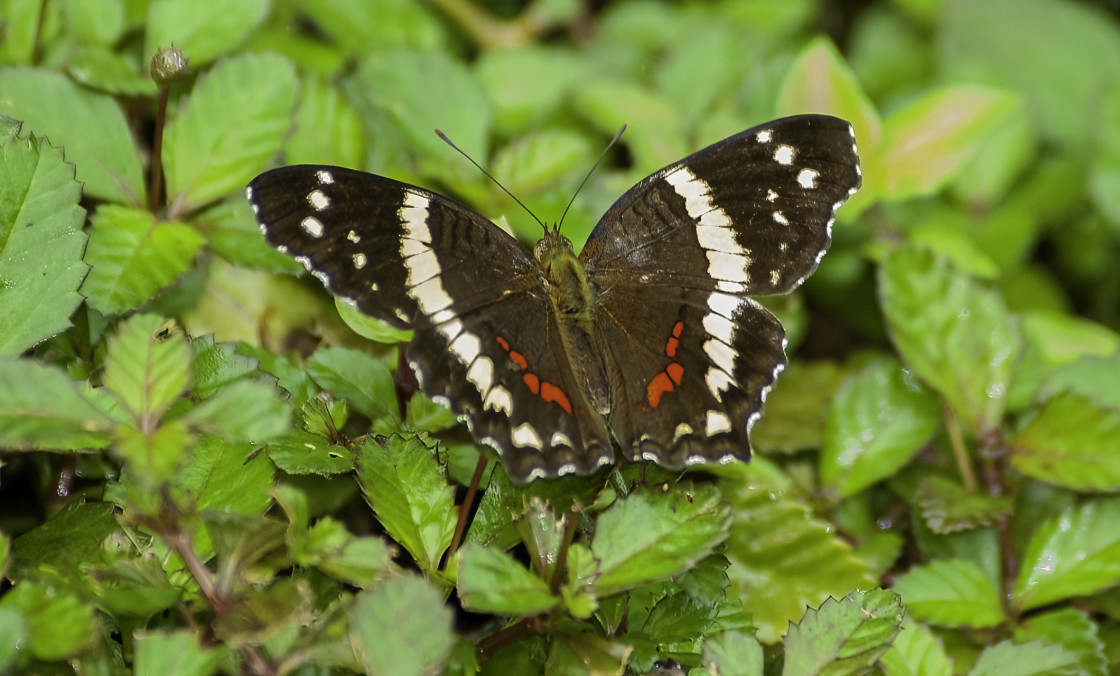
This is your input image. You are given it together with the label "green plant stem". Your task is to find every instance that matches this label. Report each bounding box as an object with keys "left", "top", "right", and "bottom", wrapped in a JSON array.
[
  {"left": 427, "top": 0, "right": 536, "bottom": 49},
  {"left": 946, "top": 407, "right": 977, "bottom": 491}
]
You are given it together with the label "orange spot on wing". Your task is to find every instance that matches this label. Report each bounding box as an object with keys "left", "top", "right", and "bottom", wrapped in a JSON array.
[
  {"left": 496, "top": 336, "right": 509, "bottom": 350},
  {"left": 647, "top": 372, "right": 675, "bottom": 408},
  {"left": 540, "top": 382, "right": 573, "bottom": 414},
  {"left": 509, "top": 350, "right": 528, "bottom": 370},
  {"left": 672, "top": 321, "right": 684, "bottom": 338},
  {"left": 523, "top": 372, "right": 540, "bottom": 394},
  {"left": 667, "top": 362, "right": 684, "bottom": 385},
  {"left": 665, "top": 337, "right": 679, "bottom": 358}
]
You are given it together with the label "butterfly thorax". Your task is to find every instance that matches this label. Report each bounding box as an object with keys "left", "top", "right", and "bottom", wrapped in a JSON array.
[{"left": 534, "top": 228, "right": 595, "bottom": 332}]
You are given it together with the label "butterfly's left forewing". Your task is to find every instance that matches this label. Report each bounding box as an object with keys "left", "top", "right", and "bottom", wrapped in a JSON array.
[{"left": 580, "top": 115, "right": 861, "bottom": 467}]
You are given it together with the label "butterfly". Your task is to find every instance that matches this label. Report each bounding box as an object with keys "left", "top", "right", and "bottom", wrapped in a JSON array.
[{"left": 247, "top": 115, "right": 861, "bottom": 482}]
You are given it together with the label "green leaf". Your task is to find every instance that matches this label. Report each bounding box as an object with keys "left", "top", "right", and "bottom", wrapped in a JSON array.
[
  {"left": 306, "top": 346, "right": 399, "bottom": 422},
  {"left": 298, "top": 518, "right": 394, "bottom": 588},
  {"left": 585, "top": 484, "right": 730, "bottom": 596},
  {"left": 181, "top": 379, "right": 290, "bottom": 442},
  {"left": 491, "top": 129, "right": 594, "bottom": 198},
  {"left": 721, "top": 460, "right": 877, "bottom": 643},
  {"left": 879, "top": 622, "right": 954, "bottom": 676},
  {"left": 354, "top": 436, "right": 456, "bottom": 572},
  {"left": 879, "top": 247, "right": 1020, "bottom": 437},
  {"left": 0, "top": 126, "right": 88, "bottom": 354},
  {"left": 782, "top": 589, "right": 904, "bottom": 676},
  {"left": 11, "top": 501, "right": 119, "bottom": 582},
  {"left": 264, "top": 429, "right": 352, "bottom": 476},
  {"left": 306, "top": 0, "right": 447, "bottom": 53},
  {"left": 188, "top": 335, "right": 259, "bottom": 399},
  {"left": 1010, "top": 394, "right": 1120, "bottom": 491},
  {"left": 1090, "top": 87, "right": 1120, "bottom": 226},
  {"left": 0, "top": 581, "right": 99, "bottom": 661},
  {"left": 133, "top": 629, "right": 227, "bottom": 676},
  {"left": 350, "top": 576, "right": 455, "bottom": 676},
  {"left": 0, "top": 69, "right": 145, "bottom": 204},
  {"left": 939, "top": 0, "right": 1120, "bottom": 150},
  {"left": 0, "top": 358, "right": 114, "bottom": 450},
  {"left": 750, "top": 361, "right": 847, "bottom": 454},
  {"left": 702, "top": 630, "right": 765, "bottom": 676},
  {"left": 1039, "top": 354, "right": 1120, "bottom": 411},
  {"left": 80, "top": 205, "right": 205, "bottom": 315},
  {"left": 67, "top": 44, "right": 158, "bottom": 96},
  {"left": 1014, "top": 497, "right": 1120, "bottom": 612},
  {"left": 285, "top": 74, "right": 365, "bottom": 168},
  {"left": 877, "top": 86, "right": 1018, "bottom": 200},
  {"left": 334, "top": 297, "right": 413, "bottom": 344},
  {"left": 821, "top": 359, "right": 941, "bottom": 497},
  {"left": 892, "top": 558, "right": 1005, "bottom": 628},
  {"left": 968, "top": 640, "right": 1081, "bottom": 676},
  {"left": 163, "top": 51, "right": 297, "bottom": 213},
  {"left": 348, "top": 50, "right": 490, "bottom": 178},
  {"left": 175, "top": 435, "right": 275, "bottom": 516},
  {"left": 145, "top": 0, "right": 269, "bottom": 66},
  {"left": 916, "top": 474, "right": 1013, "bottom": 534},
  {"left": 475, "top": 47, "right": 583, "bottom": 132},
  {"left": 1016, "top": 608, "right": 1107, "bottom": 676},
  {"left": 457, "top": 542, "right": 558, "bottom": 616},
  {"left": 102, "top": 314, "right": 190, "bottom": 427}
]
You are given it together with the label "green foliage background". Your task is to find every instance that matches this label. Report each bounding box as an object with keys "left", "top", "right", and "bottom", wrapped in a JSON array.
[{"left": 1, "top": 0, "right": 1119, "bottom": 674}]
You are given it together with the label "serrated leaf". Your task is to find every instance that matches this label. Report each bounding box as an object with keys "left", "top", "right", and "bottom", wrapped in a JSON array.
[
  {"left": 1016, "top": 608, "right": 1107, "bottom": 676},
  {"left": 145, "top": 0, "right": 269, "bottom": 66},
  {"left": 491, "top": 129, "right": 593, "bottom": 196},
  {"left": 0, "top": 127, "right": 88, "bottom": 354},
  {"left": 702, "top": 629, "right": 764, "bottom": 676},
  {"left": 752, "top": 361, "right": 847, "bottom": 454},
  {"left": 102, "top": 314, "right": 190, "bottom": 427},
  {"left": 306, "top": 346, "right": 399, "bottom": 423},
  {"left": 968, "top": 640, "right": 1080, "bottom": 676},
  {"left": 348, "top": 50, "right": 490, "bottom": 178},
  {"left": 457, "top": 542, "right": 558, "bottom": 616},
  {"left": 133, "top": 630, "right": 226, "bottom": 676},
  {"left": 80, "top": 205, "right": 205, "bottom": 315},
  {"left": 285, "top": 74, "right": 365, "bottom": 168},
  {"left": 821, "top": 359, "right": 940, "bottom": 497},
  {"left": 720, "top": 460, "right": 877, "bottom": 643},
  {"left": 350, "top": 576, "right": 454, "bottom": 676},
  {"left": 354, "top": 436, "right": 456, "bottom": 572},
  {"left": 10, "top": 501, "right": 119, "bottom": 582},
  {"left": 0, "top": 581, "right": 98, "bottom": 661},
  {"left": 164, "top": 51, "right": 297, "bottom": 213},
  {"left": 643, "top": 590, "right": 718, "bottom": 644},
  {"left": 1009, "top": 394, "right": 1120, "bottom": 491},
  {"left": 0, "top": 358, "right": 114, "bottom": 450},
  {"left": 586, "top": 484, "right": 730, "bottom": 596},
  {"left": 782, "top": 589, "right": 903, "bottom": 676},
  {"left": 879, "top": 247, "right": 1020, "bottom": 437},
  {"left": 476, "top": 47, "right": 582, "bottom": 132},
  {"left": 188, "top": 335, "right": 259, "bottom": 399},
  {"left": 175, "top": 434, "right": 275, "bottom": 516},
  {"left": 916, "top": 474, "right": 1013, "bottom": 534},
  {"left": 879, "top": 622, "right": 953, "bottom": 676},
  {"left": 182, "top": 379, "right": 290, "bottom": 442},
  {"left": 302, "top": 519, "right": 394, "bottom": 588},
  {"left": 892, "top": 558, "right": 1006, "bottom": 628},
  {"left": 0, "top": 69, "right": 145, "bottom": 204},
  {"left": 264, "top": 429, "right": 352, "bottom": 476},
  {"left": 877, "top": 86, "right": 1018, "bottom": 199},
  {"left": 549, "top": 633, "right": 633, "bottom": 675},
  {"left": 1014, "top": 497, "right": 1120, "bottom": 612}
]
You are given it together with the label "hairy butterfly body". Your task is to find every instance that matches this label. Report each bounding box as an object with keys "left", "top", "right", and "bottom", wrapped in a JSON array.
[{"left": 247, "top": 114, "right": 861, "bottom": 482}]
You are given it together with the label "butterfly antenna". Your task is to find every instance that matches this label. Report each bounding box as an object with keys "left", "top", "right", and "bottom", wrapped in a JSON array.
[
  {"left": 558, "top": 124, "right": 627, "bottom": 230},
  {"left": 435, "top": 129, "right": 547, "bottom": 234}
]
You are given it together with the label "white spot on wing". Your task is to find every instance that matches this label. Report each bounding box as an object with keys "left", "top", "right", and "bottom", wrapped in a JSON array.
[
  {"left": 774, "top": 145, "right": 794, "bottom": 165},
  {"left": 773, "top": 211, "right": 789, "bottom": 226},
  {"left": 797, "top": 168, "right": 819, "bottom": 189},
  {"left": 308, "top": 189, "right": 330, "bottom": 210},
  {"left": 352, "top": 253, "right": 367, "bottom": 269},
  {"left": 705, "top": 410, "right": 732, "bottom": 435},
  {"left": 466, "top": 357, "right": 494, "bottom": 395},
  {"left": 484, "top": 386, "right": 512, "bottom": 414},
  {"left": 347, "top": 230, "right": 361, "bottom": 243},
  {"left": 756, "top": 129, "right": 773, "bottom": 143},
  {"left": 301, "top": 216, "right": 324, "bottom": 238},
  {"left": 316, "top": 170, "right": 334, "bottom": 185},
  {"left": 512, "top": 423, "right": 543, "bottom": 449}
]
